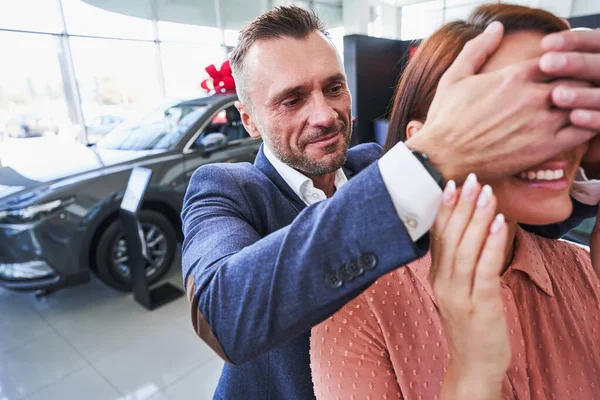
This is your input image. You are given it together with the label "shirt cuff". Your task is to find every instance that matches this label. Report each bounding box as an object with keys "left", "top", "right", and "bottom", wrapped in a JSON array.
[
  {"left": 378, "top": 142, "right": 443, "bottom": 241},
  {"left": 571, "top": 167, "right": 600, "bottom": 206}
]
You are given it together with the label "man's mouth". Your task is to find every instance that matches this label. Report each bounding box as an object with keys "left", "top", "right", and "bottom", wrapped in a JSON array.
[{"left": 308, "top": 131, "right": 341, "bottom": 145}]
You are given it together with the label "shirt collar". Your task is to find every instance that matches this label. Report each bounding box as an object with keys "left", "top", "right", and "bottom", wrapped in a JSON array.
[
  {"left": 263, "top": 144, "right": 347, "bottom": 204},
  {"left": 408, "top": 227, "right": 555, "bottom": 305},
  {"left": 506, "top": 227, "right": 555, "bottom": 297}
]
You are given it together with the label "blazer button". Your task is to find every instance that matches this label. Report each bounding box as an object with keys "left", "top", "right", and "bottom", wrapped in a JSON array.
[
  {"left": 325, "top": 271, "right": 343, "bottom": 288},
  {"left": 337, "top": 264, "right": 355, "bottom": 283},
  {"left": 345, "top": 260, "right": 364, "bottom": 278},
  {"left": 358, "top": 253, "right": 377, "bottom": 271}
]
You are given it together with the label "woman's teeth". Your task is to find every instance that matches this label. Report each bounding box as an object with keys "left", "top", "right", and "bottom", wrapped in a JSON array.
[{"left": 519, "top": 169, "right": 564, "bottom": 181}]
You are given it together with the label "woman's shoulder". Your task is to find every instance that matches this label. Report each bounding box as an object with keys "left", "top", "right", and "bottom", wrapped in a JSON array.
[
  {"left": 517, "top": 228, "right": 596, "bottom": 285},
  {"left": 520, "top": 227, "right": 590, "bottom": 260}
]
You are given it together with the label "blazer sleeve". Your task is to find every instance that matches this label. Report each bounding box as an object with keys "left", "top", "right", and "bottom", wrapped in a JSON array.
[
  {"left": 181, "top": 161, "right": 428, "bottom": 365},
  {"left": 521, "top": 197, "right": 597, "bottom": 239},
  {"left": 310, "top": 293, "right": 403, "bottom": 400}
]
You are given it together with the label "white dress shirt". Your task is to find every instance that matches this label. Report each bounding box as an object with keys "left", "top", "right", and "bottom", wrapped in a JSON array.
[
  {"left": 264, "top": 142, "right": 600, "bottom": 243},
  {"left": 263, "top": 145, "right": 348, "bottom": 206}
]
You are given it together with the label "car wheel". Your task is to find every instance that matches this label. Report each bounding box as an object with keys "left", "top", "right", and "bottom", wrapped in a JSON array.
[{"left": 94, "top": 210, "right": 176, "bottom": 291}]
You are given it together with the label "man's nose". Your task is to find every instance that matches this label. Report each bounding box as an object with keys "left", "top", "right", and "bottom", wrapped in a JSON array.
[{"left": 307, "top": 93, "right": 338, "bottom": 128}]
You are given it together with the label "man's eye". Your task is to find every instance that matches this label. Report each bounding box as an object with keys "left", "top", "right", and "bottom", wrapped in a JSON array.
[
  {"left": 284, "top": 98, "right": 300, "bottom": 107},
  {"left": 330, "top": 85, "right": 343, "bottom": 94}
]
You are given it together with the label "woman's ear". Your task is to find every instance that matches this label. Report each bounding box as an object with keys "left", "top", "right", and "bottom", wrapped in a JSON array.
[{"left": 406, "top": 120, "right": 425, "bottom": 140}]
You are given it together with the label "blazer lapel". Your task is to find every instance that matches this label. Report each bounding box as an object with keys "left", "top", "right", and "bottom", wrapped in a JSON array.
[
  {"left": 254, "top": 145, "right": 307, "bottom": 213},
  {"left": 253, "top": 143, "right": 368, "bottom": 212}
]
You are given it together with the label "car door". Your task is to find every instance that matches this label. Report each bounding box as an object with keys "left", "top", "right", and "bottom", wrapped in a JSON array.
[{"left": 182, "top": 102, "right": 261, "bottom": 184}]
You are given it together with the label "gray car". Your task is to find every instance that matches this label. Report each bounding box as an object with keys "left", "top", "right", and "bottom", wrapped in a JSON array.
[
  {"left": 5, "top": 114, "right": 59, "bottom": 138},
  {"left": 0, "top": 93, "right": 261, "bottom": 292}
]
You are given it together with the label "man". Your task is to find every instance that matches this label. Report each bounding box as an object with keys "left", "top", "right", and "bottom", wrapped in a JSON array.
[{"left": 181, "top": 6, "right": 600, "bottom": 399}]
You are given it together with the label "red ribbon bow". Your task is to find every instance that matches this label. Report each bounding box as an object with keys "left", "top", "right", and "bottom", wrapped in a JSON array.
[{"left": 200, "top": 60, "right": 236, "bottom": 94}]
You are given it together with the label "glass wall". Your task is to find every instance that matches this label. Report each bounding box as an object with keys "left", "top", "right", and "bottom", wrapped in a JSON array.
[
  {"left": 0, "top": 31, "right": 69, "bottom": 140},
  {"left": 69, "top": 37, "right": 163, "bottom": 133},
  {"left": 0, "top": 0, "right": 344, "bottom": 147},
  {"left": 399, "top": 0, "right": 581, "bottom": 40}
]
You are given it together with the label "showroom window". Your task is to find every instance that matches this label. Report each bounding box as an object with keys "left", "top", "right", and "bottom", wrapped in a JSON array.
[
  {"left": 69, "top": 37, "right": 163, "bottom": 129},
  {"left": 61, "top": 0, "right": 155, "bottom": 40},
  {"left": 0, "top": 0, "right": 345, "bottom": 147},
  {"left": 401, "top": 0, "right": 444, "bottom": 40},
  {"left": 160, "top": 43, "right": 225, "bottom": 99},
  {"left": 0, "top": 31, "right": 72, "bottom": 141},
  {"left": 224, "top": 29, "right": 240, "bottom": 47},
  {"left": 400, "top": 0, "right": 550, "bottom": 39},
  {"left": 0, "top": 0, "right": 63, "bottom": 33}
]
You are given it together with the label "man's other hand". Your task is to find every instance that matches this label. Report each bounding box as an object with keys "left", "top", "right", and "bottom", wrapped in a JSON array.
[
  {"left": 406, "top": 22, "right": 598, "bottom": 184},
  {"left": 541, "top": 29, "right": 600, "bottom": 131},
  {"left": 541, "top": 29, "right": 600, "bottom": 177}
]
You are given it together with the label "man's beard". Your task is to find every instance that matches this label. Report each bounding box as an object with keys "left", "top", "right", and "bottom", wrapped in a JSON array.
[{"left": 265, "top": 121, "right": 352, "bottom": 176}]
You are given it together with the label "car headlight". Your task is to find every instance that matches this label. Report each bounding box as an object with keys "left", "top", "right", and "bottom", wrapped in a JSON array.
[
  {"left": 0, "top": 261, "right": 54, "bottom": 279},
  {"left": 0, "top": 199, "right": 71, "bottom": 224}
]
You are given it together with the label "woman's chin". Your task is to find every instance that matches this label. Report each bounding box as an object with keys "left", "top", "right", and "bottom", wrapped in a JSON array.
[{"left": 511, "top": 204, "right": 573, "bottom": 226}]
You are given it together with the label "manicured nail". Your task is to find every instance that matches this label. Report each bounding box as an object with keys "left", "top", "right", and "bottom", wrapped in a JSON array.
[
  {"left": 477, "top": 185, "right": 493, "bottom": 208},
  {"left": 541, "top": 34, "right": 564, "bottom": 50},
  {"left": 485, "top": 21, "right": 502, "bottom": 34},
  {"left": 462, "top": 173, "right": 478, "bottom": 199},
  {"left": 573, "top": 109, "right": 592, "bottom": 123},
  {"left": 490, "top": 213, "right": 505, "bottom": 234},
  {"left": 540, "top": 53, "right": 566, "bottom": 71},
  {"left": 443, "top": 180, "right": 456, "bottom": 205},
  {"left": 556, "top": 87, "right": 576, "bottom": 105}
]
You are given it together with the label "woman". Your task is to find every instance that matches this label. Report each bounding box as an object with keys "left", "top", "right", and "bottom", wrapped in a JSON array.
[{"left": 310, "top": 4, "right": 600, "bottom": 399}]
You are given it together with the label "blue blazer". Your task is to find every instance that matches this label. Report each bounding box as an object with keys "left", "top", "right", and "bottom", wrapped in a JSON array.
[{"left": 181, "top": 143, "right": 596, "bottom": 400}]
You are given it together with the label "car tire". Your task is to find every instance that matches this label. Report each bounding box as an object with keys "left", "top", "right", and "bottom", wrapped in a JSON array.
[{"left": 94, "top": 210, "right": 177, "bottom": 291}]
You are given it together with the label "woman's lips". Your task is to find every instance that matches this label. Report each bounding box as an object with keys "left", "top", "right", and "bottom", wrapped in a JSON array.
[{"left": 514, "top": 160, "right": 570, "bottom": 190}]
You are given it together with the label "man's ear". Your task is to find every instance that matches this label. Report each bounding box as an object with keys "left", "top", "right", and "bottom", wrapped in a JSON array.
[
  {"left": 406, "top": 120, "right": 424, "bottom": 140},
  {"left": 236, "top": 101, "right": 261, "bottom": 139}
]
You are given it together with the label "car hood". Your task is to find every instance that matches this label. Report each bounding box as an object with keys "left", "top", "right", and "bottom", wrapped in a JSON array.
[{"left": 0, "top": 143, "right": 160, "bottom": 199}]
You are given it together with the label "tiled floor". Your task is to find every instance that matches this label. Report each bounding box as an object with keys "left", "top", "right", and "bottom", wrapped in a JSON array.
[{"left": 0, "top": 256, "right": 223, "bottom": 400}]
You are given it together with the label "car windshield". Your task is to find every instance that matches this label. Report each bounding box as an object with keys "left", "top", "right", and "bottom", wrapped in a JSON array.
[{"left": 96, "top": 101, "right": 209, "bottom": 150}]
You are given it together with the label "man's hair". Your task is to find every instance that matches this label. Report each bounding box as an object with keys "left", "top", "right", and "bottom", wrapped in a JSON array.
[{"left": 230, "top": 5, "right": 330, "bottom": 109}]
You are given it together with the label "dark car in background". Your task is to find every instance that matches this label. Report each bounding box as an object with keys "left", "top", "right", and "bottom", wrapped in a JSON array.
[
  {"left": 0, "top": 93, "right": 261, "bottom": 292},
  {"left": 5, "top": 114, "right": 59, "bottom": 138}
]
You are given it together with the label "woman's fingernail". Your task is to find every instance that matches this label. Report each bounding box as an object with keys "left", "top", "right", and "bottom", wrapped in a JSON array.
[
  {"left": 540, "top": 53, "right": 566, "bottom": 71},
  {"left": 541, "top": 34, "right": 564, "bottom": 50},
  {"left": 462, "top": 173, "right": 478, "bottom": 199},
  {"left": 490, "top": 213, "right": 505, "bottom": 234},
  {"left": 477, "top": 185, "right": 493, "bottom": 208},
  {"left": 557, "top": 87, "right": 576, "bottom": 105},
  {"left": 443, "top": 180, "right": 456, "bottom": 205}
]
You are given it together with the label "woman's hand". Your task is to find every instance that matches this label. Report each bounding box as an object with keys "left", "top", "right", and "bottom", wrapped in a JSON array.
[
  {"left": 430, "top": 174, "right": 511, "bottom": 400},
  {"left": 590, "top": 207, "right": 600, "bottom": 278}
]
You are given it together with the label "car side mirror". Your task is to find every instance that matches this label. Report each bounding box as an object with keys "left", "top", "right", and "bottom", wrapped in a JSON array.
[{"left": 198, "top": 132, "right": 228, "bottom": 155}]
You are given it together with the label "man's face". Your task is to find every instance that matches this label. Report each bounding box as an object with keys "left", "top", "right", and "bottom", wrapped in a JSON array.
[{"left": 240, "top": 31, "right": 352, "bottom": 176}]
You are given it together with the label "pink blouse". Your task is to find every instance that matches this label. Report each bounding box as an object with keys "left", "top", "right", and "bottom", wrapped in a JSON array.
[{"left": 310, "top": 228, "right": 600, "bottom": 400}]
